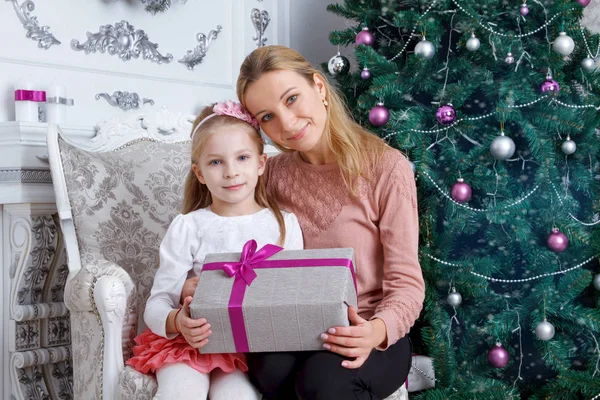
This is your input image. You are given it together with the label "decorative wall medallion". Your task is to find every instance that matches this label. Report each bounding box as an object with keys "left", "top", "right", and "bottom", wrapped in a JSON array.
[
  {"left": 95, "top": 91, "right": 155, "bottom": 111},
  {"left": 7, "top": 0, "right": 61, "bottom": 49},
  {"left": 178, "top": 25, "right": 223, "bottom": 70},
  {"left": 251, "top": 8, "right": 270, "bottom": 47},
  {"left": 71, "top": 20, "right": 173, "bottom": 64}
]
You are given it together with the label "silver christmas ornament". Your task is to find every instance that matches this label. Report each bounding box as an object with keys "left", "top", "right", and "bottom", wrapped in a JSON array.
[
  {"left": 466, "top": 33, "right": 480, "bottom": 52},
  {"left": 535, "top": 319, "right": 555, "bottom": 341},
  {"left": 490, "top": 132, "right": 516, "bottom": 160},
  {"left": 409, "top": 161, "right": 416, "bottom": 173},
  {"left": 447, "top": 288, "right": 462, "bottom": 307},
  {"left": 327, "top": 52, "right": 350, "bottom": 76},
  {"left": 505, "top": 52, "right": 515, "bottom": 64},
  {"left": 581, "top": 57, "right": 597, "bottom": 72},
  {"left": 594, "top": 273, "right": 600, "bottom": 290},
  {"left": 415, "top": 37, "right": 436, "bottom": 60},
  {"left": 552, "top": 31, "right": 575, "bottom": 56},
  {"left": 561, "top": 136, "right": 577, "bottom": 155}
]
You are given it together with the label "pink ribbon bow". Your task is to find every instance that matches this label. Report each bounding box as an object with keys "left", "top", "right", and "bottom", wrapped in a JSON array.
[{"left": 221, "top": 240, "right": 283, "bottom": 286}]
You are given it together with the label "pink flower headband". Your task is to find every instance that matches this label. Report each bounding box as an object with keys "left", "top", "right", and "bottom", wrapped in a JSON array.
[{"left": 190, "top": 101, "right": 260, "bottom": 139}]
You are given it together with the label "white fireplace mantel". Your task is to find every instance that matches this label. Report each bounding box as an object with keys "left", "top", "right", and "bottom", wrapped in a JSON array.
[{"left": 0, "top": 122, "right": 94, "bottom": 400}]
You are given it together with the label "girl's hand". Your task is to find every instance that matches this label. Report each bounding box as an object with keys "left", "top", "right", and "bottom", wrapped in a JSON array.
[
  {"left": 176, "top": 296, "right": 212, "bottom": 349},
  {"left": 320, "top": 306, "right": 387, "bottom": 369},
  {"left": 180, "top": 276, "right": 199, "bottom": 304}
]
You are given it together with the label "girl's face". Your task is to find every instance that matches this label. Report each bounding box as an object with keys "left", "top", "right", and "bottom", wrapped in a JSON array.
[
  {"left": 192, "top": 126, "right": 267, "bottom": 216},
  {"left": 243, "top": 70, "right": 328, "bottom": 155}
]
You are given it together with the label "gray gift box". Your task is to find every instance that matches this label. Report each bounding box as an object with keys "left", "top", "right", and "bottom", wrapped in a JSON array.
[{"left": 190, "top": 246, "right": 358, "bottom": 354}]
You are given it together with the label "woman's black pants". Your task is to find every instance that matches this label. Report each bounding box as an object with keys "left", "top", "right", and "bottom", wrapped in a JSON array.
[{"left": 247, "top": 335, "right": 412, "bottom": 400}]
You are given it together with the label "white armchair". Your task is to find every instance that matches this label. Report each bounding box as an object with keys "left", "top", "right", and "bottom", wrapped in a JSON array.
[
  {"left": 47, "top": 107, "right": 195, "bottom": 399},
  {"left": 47, "top": 107, "right": 419, "bottom": 400}
]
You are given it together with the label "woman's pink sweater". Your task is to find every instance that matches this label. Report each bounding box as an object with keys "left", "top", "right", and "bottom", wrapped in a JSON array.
[{"left": 265, "top": 149, "right": 425, "bottom": 348}]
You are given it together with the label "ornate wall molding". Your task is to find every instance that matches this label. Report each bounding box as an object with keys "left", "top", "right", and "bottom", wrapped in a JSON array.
[
  {"left": 71, "top": 20, "right": 173, "bottom": 64},
  {"left": 45, "top": 316, "right": 70, "bottom": 347},
  {"left": 251, "top": 8, "right": 270, "bottom": 47},
  {"left": 7, "top": 0, "right": 61, "bottom": 49},
  {"left": 10, "top": 346, "right": 72, "bottom": 399},
  {"left": 0, "top": 169, "right": 52, "bottom": 184},
  {"left": 45, "top": 360, "right": 73, "bottom": 400},
  {"left": 12, "top": 302, "right": 69, "bottom": 322},
  {"left": 95, "top": 91, "right": 155, "bottom": 111},
  {"left": 178, "top": 25, "right": 223, "bottom": 70},
  {"left": 6, "top": 206, "right": 73, "bottom": 399},
  {"left": 14, "top": 320, "right": 40, "bottom": 351},
  {"left": 16, "top": 216, "right": 56, "bottom": 305}
]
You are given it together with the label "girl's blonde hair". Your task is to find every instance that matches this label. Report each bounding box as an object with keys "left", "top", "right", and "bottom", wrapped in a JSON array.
[
  {"left": 182, "top": 103, "right": 287, "bottom": 245},
  {"left": 236, "top": 45, "right": 389, "bottom": 194}
]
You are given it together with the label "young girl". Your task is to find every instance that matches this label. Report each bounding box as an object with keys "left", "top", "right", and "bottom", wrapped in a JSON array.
[{"left": 127, "top": 100, "right": 304, "bottom": 400}]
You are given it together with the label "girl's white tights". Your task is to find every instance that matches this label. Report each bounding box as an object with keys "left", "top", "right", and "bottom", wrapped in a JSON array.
[{"left": 153, "top": 363, "right": 261, "bottom": 400}]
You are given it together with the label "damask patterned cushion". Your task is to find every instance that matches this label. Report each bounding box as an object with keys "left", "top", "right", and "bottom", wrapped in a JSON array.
[
  {"left": 59, "top": 138, "right": 191, "bottom": 330},
  {"left": 118, "top": 365, "right": 157, "bottom": 399}
]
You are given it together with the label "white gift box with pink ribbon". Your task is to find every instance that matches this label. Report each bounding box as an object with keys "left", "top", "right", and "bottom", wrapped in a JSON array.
[{"left": 190, "top": 240, "right": 358, "bottom": 354}]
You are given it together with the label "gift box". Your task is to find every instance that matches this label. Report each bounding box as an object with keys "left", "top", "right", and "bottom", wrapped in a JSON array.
[
  {"left": 190, "top": 240, "right": 358, "bottom": 354},
  {"left": 407, "top": 355, "right": 435, "bottom": 392},
  {"left": 14, "top": 80, "right": 46, "bottom": 123}
]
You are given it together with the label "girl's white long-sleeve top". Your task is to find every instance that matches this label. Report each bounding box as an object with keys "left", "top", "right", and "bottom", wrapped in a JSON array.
[{"left": 144, "top": 207, "right": 304, "bottom": 338}]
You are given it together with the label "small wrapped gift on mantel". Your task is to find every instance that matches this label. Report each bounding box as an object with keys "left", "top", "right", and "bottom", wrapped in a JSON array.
[
  {"left": 190, "top": 240, "right": 358, "bottom": 354},
  {"left": 14, "top": 79, "right": 46, "bottom": 122}
]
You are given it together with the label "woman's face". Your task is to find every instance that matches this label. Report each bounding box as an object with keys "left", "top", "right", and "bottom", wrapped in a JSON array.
[{"left": 243, "top": 70, "right": 328, "bottom": 154}]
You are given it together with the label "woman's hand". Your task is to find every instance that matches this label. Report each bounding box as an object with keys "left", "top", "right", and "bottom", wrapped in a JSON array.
[
  {"left": 180, "top": 276, "right": 199, "bottom": 304},
  {"left": 176, "top": 296, "right": 212, "bottom": 349},
  {"left": 320, "top": 306, "right": 387, "bottom": 369}
]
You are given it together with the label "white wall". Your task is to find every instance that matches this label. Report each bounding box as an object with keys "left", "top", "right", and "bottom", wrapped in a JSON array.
[{"left": 289, "top": 0, "right": 354, "bottom": 70}]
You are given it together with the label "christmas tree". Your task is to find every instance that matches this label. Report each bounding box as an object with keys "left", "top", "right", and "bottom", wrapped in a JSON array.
[{"left": 326, "top": 0, "right": 600, "bottom": 398}]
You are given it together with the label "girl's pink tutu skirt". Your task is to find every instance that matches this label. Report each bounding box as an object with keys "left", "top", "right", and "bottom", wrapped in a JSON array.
[{"left": 126, "top": 329, "right": 248, "bottom": 374}]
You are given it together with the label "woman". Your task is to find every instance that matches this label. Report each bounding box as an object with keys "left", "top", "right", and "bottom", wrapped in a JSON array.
[{"left": 236, "top": 45, "right": 425, "bottom": 400}]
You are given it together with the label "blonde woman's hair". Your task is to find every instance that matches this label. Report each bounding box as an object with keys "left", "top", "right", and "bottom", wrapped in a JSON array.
[
  {"left": 182, "top": 103, "right": 286, "bottom": 245},
  {"left": 237, "top": 45, "right": 389, "bottom": 194}
]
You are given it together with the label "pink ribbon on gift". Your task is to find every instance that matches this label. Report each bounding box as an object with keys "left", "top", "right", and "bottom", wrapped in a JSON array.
[
  {"left": 202, "top": 240, "right": 357, "bottom": 353},
  {"left": 14, "top": 90, "right": 46, "bottom": 102}
]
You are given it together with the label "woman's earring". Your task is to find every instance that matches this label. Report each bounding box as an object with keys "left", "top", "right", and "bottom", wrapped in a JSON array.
[{"left": 322, "top": 99, "right": 329, "bottom": 107}]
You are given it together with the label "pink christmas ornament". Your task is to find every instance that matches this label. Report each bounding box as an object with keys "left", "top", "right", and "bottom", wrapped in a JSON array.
[
  {"left": 369, "top": 103, "right": 390, "bottom": 127},
  {"left": 361, "top": 66, "right": 371, "bottom": 80},
  {"left": 488, "top": 343, "right": 510, "bottom": 368},
  {"left": 577, "top": 0, "right": 591, "bottom": 7},
  {"left": 520, "top": 3, "right": 529, "bottom": 15},
  {"left": 356, "top": 27, "right": 375, "bottom": 46},
  {"left": 436, "top": 104, "right": 456, "bottom": 125},
  {"left": 451, "top": 179, "right": 472, "bottom": 203},
  {"left": 547, "top": 228, "right": 568, "bottom": 253},
  {"left": 540, "top": 78, "right": 560, "bottom": 94}
]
